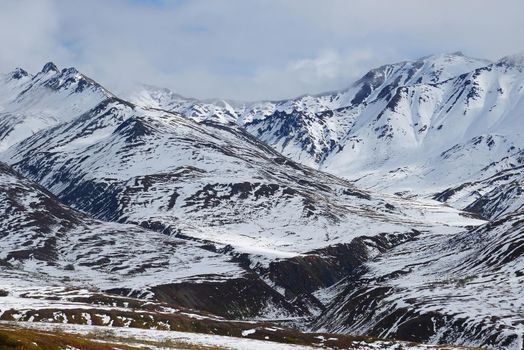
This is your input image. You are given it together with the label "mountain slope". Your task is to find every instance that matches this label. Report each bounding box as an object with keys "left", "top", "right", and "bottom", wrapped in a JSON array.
[
  {"left": 2, "top": 97, "right": 481, "bottom": 257},
  {"left": 0, "top": 159, "right": 499, "bottom": 349},
  {"left": 313, "top": 208, "right": 524, "bottom": 350},
  {"left": 434, "top": 149, "right": 524, "bottom": 219},
  {"left": 0, "top": 161, "right": 305, "bottom": 319},
  {"left": 0, "top": 160, "right": 245, "bottom": 289}
]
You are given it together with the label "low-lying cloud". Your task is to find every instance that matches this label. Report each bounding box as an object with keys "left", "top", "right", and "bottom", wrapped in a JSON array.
[{"left": 1, "top": 0, "right": 523, "bottom": 100}]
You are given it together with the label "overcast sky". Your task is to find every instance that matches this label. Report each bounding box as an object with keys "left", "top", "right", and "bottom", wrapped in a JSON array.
[{"left": 1, "top": 0, "right": 523, "bottom": 100}]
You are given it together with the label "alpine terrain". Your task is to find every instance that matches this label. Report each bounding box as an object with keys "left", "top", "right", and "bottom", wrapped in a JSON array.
[{"left": 0, "top": 52, "right": 522, "bottom": 349}]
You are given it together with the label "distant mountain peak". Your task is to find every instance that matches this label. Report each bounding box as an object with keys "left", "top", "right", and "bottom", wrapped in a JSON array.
[
  {"left": 9, "top": 67, "right": 30, "bottom": 80},
  {"left": 61, "top": 67, "right": 80, "bottom": 75},
  {"left": 496, "top": 53, "right": 524, "bottom": 68},
  {"left": 41, "top": 61, "right": 58, "bottom": 73},
  {"left": 141, "top": 83, "right": 192, "bottom": 101}
]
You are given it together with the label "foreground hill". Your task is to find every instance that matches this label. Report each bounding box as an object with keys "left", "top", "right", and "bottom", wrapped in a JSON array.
[{"left": 314, "top": 209, "right": 524, "bottom": 349}]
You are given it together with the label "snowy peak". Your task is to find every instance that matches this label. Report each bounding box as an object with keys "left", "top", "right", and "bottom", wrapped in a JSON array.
[
  {"left": 412, "top": 52, "right": 490, "bottom": 82},
  {"left": 495, "top": 53, "right": 524, "bottom": 70},
  {"left": 131, "top": 85, "right": 240, "bottom": 124},
  {"left": 33, "top": 63, "right": 111, "bottom": 96},
  {"left": 41, "top": 61, "right": 58, "bottom": 74},
  {"left": 10, "top": 61, "right": 114, "bottom": 99},
  {"left": 350, "top": 52, "right": 489, "bottom": 92},
  {"left": 139, "top": 84, "right": 195, "bottom": 102},
  {"left": 8, "top": 68, "right": 30, "bottom": 81},
  {"left": 0, "top": 63, "right": 114, "bottom": 151},
  {"left": 130, "top": 84, "right": 195, "bottom": 111}
]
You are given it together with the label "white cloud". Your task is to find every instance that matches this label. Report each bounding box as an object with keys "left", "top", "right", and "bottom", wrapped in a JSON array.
[
  {"left": 0, "top": 0, "right": 523, "bottom": 100},
  {"left": 290, "top": 51, "right": 349, "bottom": 82},
  {"left": 245, "top": 49, "right": 396, "bottom": 100},
  {"left": 0, "top": 0, "right": 70, "bottom": 72}
]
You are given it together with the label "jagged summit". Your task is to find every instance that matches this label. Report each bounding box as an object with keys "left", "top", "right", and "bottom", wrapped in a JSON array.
[
  {"left": 41, "top": 61, "right": 58, "bottom": 73},
  {"left": 0, "top": 62, "right": 113, "bottom": 151},
  {"left": 9, "top": 67, "right": 29, "bottom": 80},
  {"left": 60, "top": 66, "right": 80, "bottom": 75}
]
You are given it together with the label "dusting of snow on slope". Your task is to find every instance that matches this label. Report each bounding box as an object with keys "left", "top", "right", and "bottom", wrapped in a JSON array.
[
  {"left": 0, "top": 161, "right": 243, "bottom": 293},
  {"left": 314, "top": 209, "right": 524, "bottom": 350}
]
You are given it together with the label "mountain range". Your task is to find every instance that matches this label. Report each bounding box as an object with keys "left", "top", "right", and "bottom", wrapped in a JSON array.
[{"left": 0, "top": 52, "right": 522, "bottom": 349}]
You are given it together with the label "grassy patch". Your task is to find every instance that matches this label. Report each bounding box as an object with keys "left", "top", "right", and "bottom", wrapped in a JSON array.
[
  {"left": 0, "top": 326, "right": 133, "bottom": 349},
  {"left": 0, "top": 324, "right": 228, "bottom": 350}
]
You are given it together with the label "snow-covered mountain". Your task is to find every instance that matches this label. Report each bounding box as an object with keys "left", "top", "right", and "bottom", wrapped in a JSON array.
[
  {"left": 131, "top": 52, "right": 492, "bottom": 166},
  {"left": 0, "top": 55, "right": 522, "bottom": 350},
  {"left": 131, "top": 52, "right": 524, "bottom": 219},
  {"left": 0, "top": 62, "right": 111, "bottom": 151},
  {"left": 2, "top": 95, "right": 479, "bottom": 255},
  {"left": 0, "top": 73, "right": 483, "bottom": 321}
]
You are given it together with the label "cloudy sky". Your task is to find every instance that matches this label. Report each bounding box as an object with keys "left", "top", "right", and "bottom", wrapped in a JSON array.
[{"left": 1, "top": 0, "right": 523, "bottom": 100}]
